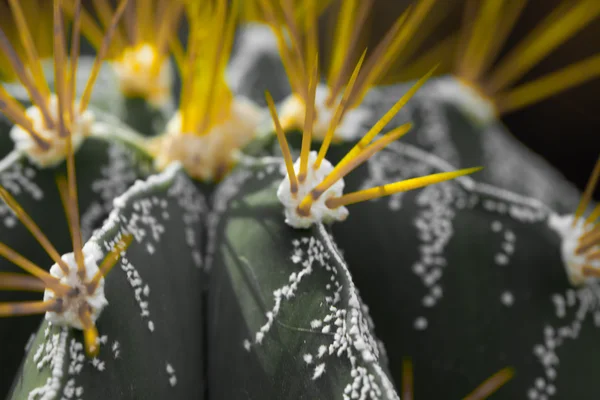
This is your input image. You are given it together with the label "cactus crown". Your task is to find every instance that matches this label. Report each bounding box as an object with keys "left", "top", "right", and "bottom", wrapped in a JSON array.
[
  {"left": 63, "top": 0, "right": 183, "bottom": 107},
  {"left": 266, "top": 62, "right": 482, "bottom": 228},
  {"left": 0, "top": 0, "right": 127, "bottom": 165}
]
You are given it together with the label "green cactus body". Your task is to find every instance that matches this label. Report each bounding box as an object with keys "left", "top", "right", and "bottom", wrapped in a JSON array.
[
  {"left": 0, "top": 1, "right": 599, "bottom": 400},
  {"left": 9, "top": 164, "right": 206, "bottom": 399}
]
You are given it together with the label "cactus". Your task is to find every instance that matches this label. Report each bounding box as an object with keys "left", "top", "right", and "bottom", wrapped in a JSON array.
[{"left": 0, "top": 1, "right": 599, "bottom": 399}]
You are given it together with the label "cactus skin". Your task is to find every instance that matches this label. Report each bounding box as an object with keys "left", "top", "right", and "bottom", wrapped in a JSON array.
[
  {"left": 207, "top": 162, "right": 398, "bottom": 399},
  {"left": 0, "top": 16, "right": 596, "bottom": 400},
  {"left": 8, "top": 164, "right": 206, "bottom": 399},
  {"left": 0, "top": 136, "right": 151, "bottom": 396},
  {"left": 361, "top": 79, "right": 582, "bottom": 214}
]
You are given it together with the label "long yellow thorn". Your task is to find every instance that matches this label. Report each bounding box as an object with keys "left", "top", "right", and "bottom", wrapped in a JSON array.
[
  {"left": 258, "top": 0, "right": 305, "bottom": 99},
  {"left": 369, "top": 0, "right": 436, "bottom": 85},
  {"left": 79, "top": 306, "right": 100, "bottom": 356},
  {"left": 0, "top": 244, "right": 67, "bottom": 294},
  {"left": 327, "top": 0, "right": 359, "bottom": 86},
  {"left": 585, "top": 204, "right": 600, "bottom": 226},
  {"left": 586, "top": 250, "right": 600, "bottom": 262},
  {"left": 582, "top": 265, "right": 600, "bottom": 278},
  {"left": 326, "top": 0, "right": 373, "bottom": 104},
  {"left": 88, "top": 234, "right": 133, "bottom": 294},
  {"left": 68, "top": 0, "right": 83, "bottom": 123},
  {"left": 461, "top": 0, "right": 504, "bottom": 83},
  {"left": 315, "top": 49, "right": 368, "bottom": 170},
  {"left": 486, "top": 0, "right": 600, "bottom": 94},
  {"left": 281, "top": 0, "right": 308, "bottom": 91},
  {"left": 299, "top": 53, "right": 319, "bottom": 182},
  {"left": 576, "top": 226, "right": 600, "bottom": 255},
  {"left": 475, "top": 0, "right": 527, "bottom": 82},
  {"left": 304, "top": 0, "right": 318, "bottom": 78},
  {"left": 346, "top": 6, "right": 411, "bottom": 109},
  {"left": 326, "top": 167, "right": 481, "bottom": 208},
  {"left": 301, "top": 123, "right": 412, "bottom": 214},
  {"left": 92, "top": 0, "right": 126, "bottom": 50},
  {"left": 0, "top": 299, "right": 60, "bottom": 318},
  {"left": 266, "top": 91, "right": 298, "bottom": 194},
  {"left": 7, "top": 0, "right": 51, "bottom": 100},
  {"left": 402, "top": 357, "right": 414, "bottom": 400},
  {"left": 0, "top": 85, "right": 49, "bottom": 150},
  {"left": 54, "top": 0, "right": 69, "bottom": 137},
  {"left": 339, "top": 66, "right": 437, "bottom": 169},
  {"left": 455, "top": 0, "right": 479, "bottom": 76},
  {"left": 496, "top": 54, "right": 600, "bottom": 114},
  {"left": 136, "top": 0, "right": 153, "bottom": 43},
  {"left": 80, "top": 0, "right": 129, "bottom": 113},
  {"left": 197, "top": 0, "right": 230, "bottom": 134},
  {"left": 462, "top": 367, "right": 514, "bottom": 400},
  {"left": 0, "top": 273, "right": 47, "bottom": 293},
  {"left": 0, "top": 26, "right": 54, "bottom": 129},
  {"left": 56, "top": 177, "right": 84, "bottom": 276},
  {"left": 61, "top": 0, "right": 105, "bottom": 50},
  {"left": 388, "top": 35, "right": 457, "bottom": 83},
  {"left": 0, "top": 186, "right": 70, "bottom": 274},
  {"left": 573, "top": 156, "right": 600, "bottom": 226}
]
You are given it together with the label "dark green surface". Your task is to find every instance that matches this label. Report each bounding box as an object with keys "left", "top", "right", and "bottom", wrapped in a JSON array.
[
  {"left": 9, "top": 166, "right": 207, "bottom": 399},
  {"left": 0, "top": 136, "right": 151, "bottom": 398},
  {"left": 207, "top": 163, "right": 398, "bottom": 400}
]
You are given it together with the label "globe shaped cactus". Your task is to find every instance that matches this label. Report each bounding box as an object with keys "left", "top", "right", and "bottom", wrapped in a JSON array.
[{"left": 0, "top": 0, "right": 598, "bottom": 399}]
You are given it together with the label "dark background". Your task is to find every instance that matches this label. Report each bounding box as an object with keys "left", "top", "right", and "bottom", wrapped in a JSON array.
[{"left": 366, "top": 0, "right": 600, "bottom": 196}]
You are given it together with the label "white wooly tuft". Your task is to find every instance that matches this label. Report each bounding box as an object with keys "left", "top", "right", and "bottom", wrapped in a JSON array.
[
  {"left": 153, "top": 98, "right": 263, "bottom": 181},
  {"left": 43, "top": 241, "right": 107, "bottom": 330},
  {"left": 10, "top": 94, "right": 94, "bottom": 168},
  {"left": 277, "top": 151, "right": 348, "bottom": 228},
  {"left": 278, "top": 84, "right": 373, "bottom": 142},
  {"left": 112, "top": 43, "right": 173, "bottom": 108}
]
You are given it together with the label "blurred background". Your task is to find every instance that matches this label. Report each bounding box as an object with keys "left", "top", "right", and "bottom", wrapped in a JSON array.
[
  {"left": 0, "top": 0, "right": 598, "bottom": 194},
  {"left": 343, "top": 0, "right": 600, "bottom": 195}
]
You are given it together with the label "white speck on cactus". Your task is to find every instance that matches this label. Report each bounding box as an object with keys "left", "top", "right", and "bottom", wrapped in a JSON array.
[
  {"left": 112, "top": 43, "right": 173, "bottom": 108},
  {"left": 413, "top": 317, "right": 428, "bottom": 331},
  {"left": 28, "top": 328, "right": 69, "bottom": 400},
  {"left": 43, "top": 242, "right": 106, "bottom": 330},
  {"left": 528, "top": 280, "right": 600, "bottom": 398},
  {"left": 549, "top": 214, "right": 600, "bottom": 286},
  {"left": 166, "top": 363, "right": 177, "bottom": 387},
  {"left": 312, "top": 363, "right": 326, "bottom": 380},
  {"left": 278, "top": 84, "right": 373, "bottom": 141},
  {"left": 10, "top": 94, "right": 94, "bottom": 168},
  {"left": 277, "top": 151, "right": 348, "bottom": 228},
  {"left": 243, "top": 229, "right": 399, "bottom": 400},
  {"left": 153, "top": 97, "right": 262, "bottom": 181},
  {"left": 501, "top": 291, "right": 515, "bottom": 307}
]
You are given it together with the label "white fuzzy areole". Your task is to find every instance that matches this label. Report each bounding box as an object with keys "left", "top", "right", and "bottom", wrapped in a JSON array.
[
  {"left": 549, "top": 214, "right": 600, "bottom": 286},
  {"left": 277, "top": 151, "right": 348, "bottom": 228},
  {"left": 9, "top": 95, "right": 93, "bottom": 168},
  {"left": 278, "top": 84, "right": 373, "bottom": 141},
  {"left": 154, "top": 97, "right": 262, "bottom": 181},
  {"left": 112, "top": 43, "right": 173, "bottom": 108},
  {"left": 427, "top": 76, "right": 496, "bottom": 126},
  {"left": 43, "top": 242, "right": 107, "bottom": 330}
]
